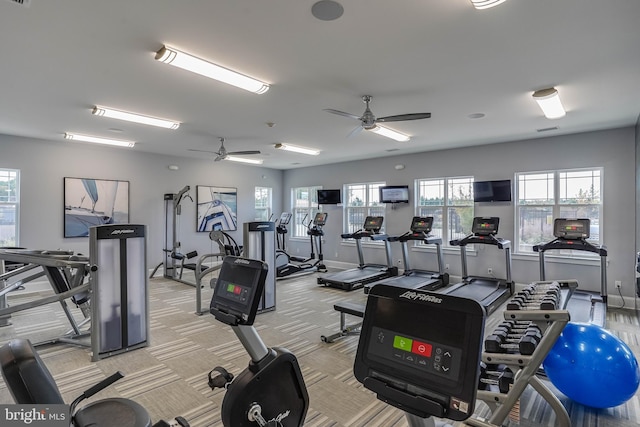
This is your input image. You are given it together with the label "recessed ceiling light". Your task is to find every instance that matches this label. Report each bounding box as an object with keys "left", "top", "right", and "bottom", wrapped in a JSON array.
[{"left": 311, "top": 1, "right": 344, "bottom": 21}]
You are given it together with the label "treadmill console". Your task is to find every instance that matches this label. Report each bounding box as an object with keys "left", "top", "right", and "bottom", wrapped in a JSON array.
[
  {"left": 209, "top": 256, "right": 268, "bottom": 326},
  {"left": 472, "top": 217, "right": 499, "bottom": 236},
  {"left": 313, "top": 212, "right": 328, "bottom": 226},
  {"left": 553, "top": 218, "right": 589, "bottom": 240},
  {"left": 354, "top": 285, "right": 485, "bottom": 421},
  {"left": 410, "top": 216, "right": 433, "bottom": 234},
  {"left": 363, "top": 216, "right": 384, "bottom": 233}
]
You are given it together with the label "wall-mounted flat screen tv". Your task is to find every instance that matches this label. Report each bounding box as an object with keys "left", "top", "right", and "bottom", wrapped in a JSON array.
[
  {"left": 473, "top": 179, "right": 512, "bottom": 202},
  {"left": 317, "top": 189, "right": 341, "bottom": 205},
  {"left": 379, "top": 185, "right": 410, "bottom": 204}
]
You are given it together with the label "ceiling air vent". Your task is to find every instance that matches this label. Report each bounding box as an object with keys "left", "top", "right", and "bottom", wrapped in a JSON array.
[
  {"left": 6, "top": 0, "right": 30, "bottom": 6},
  {"left": 385, "top": 148, "right": 400, "bottom": 152},
  {"left": 537, "top": 126, "right": 559, "bottom": 133}
]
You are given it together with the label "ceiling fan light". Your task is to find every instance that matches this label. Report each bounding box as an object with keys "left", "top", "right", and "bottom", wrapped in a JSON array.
[
  {"left": 226, "top": 155, "right": 263, "bottom": 165},
  {"left": 274, "top": 143, "right": 320, "bottom": 155},
  {"left": 155, "top": 45, "right": 269, "bottom": 94},
  {"left": 64, "top": 133, "right": 135, "bottom": 148},
  {"left": 92, "top": 106, "right": 180, "bottom": 129},
  {"left": 532, "top": 87, "right": 566, "bottom": 119},
  {"left": 369, "top": 125, "right": 410, "bottom": 142},
  {"left": 470, "top": 0, "right": 508, "bottom": 10}
]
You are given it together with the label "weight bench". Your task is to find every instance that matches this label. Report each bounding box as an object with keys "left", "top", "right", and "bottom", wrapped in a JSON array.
[{"left": 320, "top": 301, "right": 365, "bottom": 343}]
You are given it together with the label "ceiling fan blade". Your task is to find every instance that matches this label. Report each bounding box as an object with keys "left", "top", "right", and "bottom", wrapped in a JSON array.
[
  {"left": 376, "top": 112, "right": 432, "bottom": 122},
  {"left": 347, "top": 126, "right": 364, "bottom": 138},
  {"left": 228, "top": 150, "right": 261, "bottom": 155},
  {"left": 323, "top": 109, "right": 361, "bottom": 120},
  {"left": 188, "top": 148, "right": 218, "bottom": 154}
]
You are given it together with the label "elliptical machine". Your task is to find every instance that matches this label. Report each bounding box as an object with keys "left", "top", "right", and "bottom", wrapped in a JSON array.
[{"left": 275, "top": 212, "right": 328, "bottom": 279}]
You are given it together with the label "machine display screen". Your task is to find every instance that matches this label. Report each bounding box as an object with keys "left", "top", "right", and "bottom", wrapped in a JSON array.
[
  {"left": 410, "top": 216, "right": 433, "bottom": 234},
  {"left": 364, "top": 296, "right": 464, "bottom": 383},
  {"left": 313, "top": 212, "right": 328, "bottom": 226},
  {"left": 364, "top": 216, "right": 383, "bottom": 232},
  {"left": 354, "top": 285, "right": 485, "bottom": 421},
  {"left": 553, "top": 218, "right": 590, "bottom": 239},
  {"left": 472, "top": 217, "right": 499, "bottom": 235},
  {"left": 210, "top": 257, "right": 267, "bottom": 325}
]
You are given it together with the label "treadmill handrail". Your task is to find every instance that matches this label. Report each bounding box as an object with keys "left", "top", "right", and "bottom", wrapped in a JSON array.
[
  {"left": 533, "top": 238, "right": 607, "bottom": 256},
  {"left": 450, "top": 234, "right": 511, "bottom": 249}
]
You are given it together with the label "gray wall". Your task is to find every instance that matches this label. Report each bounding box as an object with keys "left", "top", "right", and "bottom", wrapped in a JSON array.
[
  {"left": 283, "top": 127, "right": 636, "bottom": 303},
  {"left": 0, "top": 134, "right": 283, "bottom": 267}
]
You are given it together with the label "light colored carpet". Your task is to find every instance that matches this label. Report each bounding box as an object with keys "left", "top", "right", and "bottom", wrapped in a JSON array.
[{"left": 1, "top": 271, "right": 639, "bottom": 426}]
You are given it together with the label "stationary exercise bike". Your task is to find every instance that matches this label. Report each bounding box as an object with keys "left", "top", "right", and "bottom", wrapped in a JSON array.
[
  {"left": 275, "top": 212, "right": 328, "bottom": 279},
  {"left": 208, "top": 256, "right": 309, "bottom": 426},
  {"left": 208, "top": 256, "right": 485, "bottom": 427}
]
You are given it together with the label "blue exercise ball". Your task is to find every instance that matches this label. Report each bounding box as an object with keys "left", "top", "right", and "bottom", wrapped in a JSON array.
[{"left": 543, "top": 322, "right": 640, "bottom": 408}]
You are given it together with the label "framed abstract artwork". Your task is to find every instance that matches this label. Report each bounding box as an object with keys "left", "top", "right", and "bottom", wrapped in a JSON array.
[
  {"left": 64, "top": 177, "right": 130, "bottom": 237},
  {"left": 196, "top": 186, "right": 237, "bottom": 231}
]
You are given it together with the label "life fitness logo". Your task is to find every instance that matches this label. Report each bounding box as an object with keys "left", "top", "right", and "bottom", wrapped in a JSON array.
[{"left": 398, "top": 290, "right": 443, "bottom": 304}]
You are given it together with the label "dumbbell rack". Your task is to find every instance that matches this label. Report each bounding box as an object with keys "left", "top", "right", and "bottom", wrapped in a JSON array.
[{"left": 466, "top": 283, "right": 571, "bottom": 427}]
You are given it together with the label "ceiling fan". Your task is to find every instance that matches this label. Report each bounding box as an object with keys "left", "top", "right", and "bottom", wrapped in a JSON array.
[
  {"left": 189, "top": 137, "right": 261, "bottom": 161},
  {"left": 324, "top": 95, "right": 431, "bottom": 141}
]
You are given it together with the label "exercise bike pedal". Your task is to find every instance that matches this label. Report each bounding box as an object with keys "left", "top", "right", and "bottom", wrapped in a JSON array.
[{"left": 208, "top": 366, "right": 234, "bottom": 389}]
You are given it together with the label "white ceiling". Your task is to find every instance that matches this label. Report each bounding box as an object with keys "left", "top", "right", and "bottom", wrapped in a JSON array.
[{"left": 1, "top": 0, "right": 639, "bottom": 170}]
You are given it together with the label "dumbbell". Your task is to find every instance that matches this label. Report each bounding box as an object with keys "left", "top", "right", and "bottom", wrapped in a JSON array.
[
  {"left": 507, "top": 293, "right": 559, "bottom": 310},
  {"left": 478, "top": 362, "right": 514, "bottom": 394},
  {"left": 484, "top": 325, "right": 542, "bottom": 355}
]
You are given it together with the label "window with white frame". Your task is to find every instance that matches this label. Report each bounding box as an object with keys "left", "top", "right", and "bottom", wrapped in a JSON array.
[
  {"left": 0, "top": 169, "right": 19, "bottom": 247},
  {"left": 344, "top": 182, "right": 385, "bottom": 235},
  {"left": 415, "top": 176, "right": 474, "bottom": 245},
  {"left": 254, "top": 186, "right": 272, "bottom": 221},
  {"left": 516, "top": 168, "right": 602, "bottom": 253},
  {"left": 291, "top": 186, "right": 321, "bottom": 237}
]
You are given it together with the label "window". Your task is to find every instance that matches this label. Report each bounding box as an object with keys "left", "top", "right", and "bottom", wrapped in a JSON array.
[
  {"left": 344, "top": 182, "right": 385, "bottom": 235},
  {"left": 0, "top": 169, "right": 19, "bottom": 247},
  {"left": 516, "top": 168, "right": 602, "bottom": 253},
  {"left": 415, "top": 176, "right": 474, "bottom": 245},
  {"left": 291, "top": 186, "right": 321, "bottom": 237},
  {"left": 254, "top": 186, "right": 272, "bottom": 221}
]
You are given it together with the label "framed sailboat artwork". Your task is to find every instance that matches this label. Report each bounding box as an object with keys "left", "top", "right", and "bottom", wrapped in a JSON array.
[
  {"left": 196, "top": 185, "right": 237, "bottom": 231},
  {"left": 63, "top": 177, "right": 130, "bottom": 238}
]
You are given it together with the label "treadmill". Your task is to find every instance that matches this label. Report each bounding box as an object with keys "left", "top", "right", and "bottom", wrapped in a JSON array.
[
  {"left": 441, "top": 217, "right": 514, "bottom": 315},
  {"left": 317, "top": 216, "right": 398, "bottom": 291},
  {"left": 363, "top": 216, "right": 449, "bottom": 294},
  {"left": 533, "top": 218, "right": 607, "bottom": 327}
]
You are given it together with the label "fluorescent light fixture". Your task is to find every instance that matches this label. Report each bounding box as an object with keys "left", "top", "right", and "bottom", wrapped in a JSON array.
[
  {"left": 64, "top": 133, "right": 135, "bottom": 148},
  {"left": 155, "top": 45, "right": 269, "bottom": 94},
  {"left": 274, "top": 143, "right": 320, "bottom": 156},
  {"left": 92, "top": 106, "right": 180, "bottom": 129},
  {"left": 532, "top": 87, "right": 566, "bottom": 119},
  {"left": 226, "top": 156, "right": 263, "bottom": 165},
  {"left": 369, "top": 125, "right": 410, "bottom": 142},
  {"left": 470, "top": 0, "right": 508, "bottom": 10}
]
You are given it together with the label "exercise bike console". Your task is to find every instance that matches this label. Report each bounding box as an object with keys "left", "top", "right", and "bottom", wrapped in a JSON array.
[
  {"left": 210, "top": 257, "right": 268, "bottom": 326},
  {"left": 354, "top": 285, "right": 485, "bottom": 421}
]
